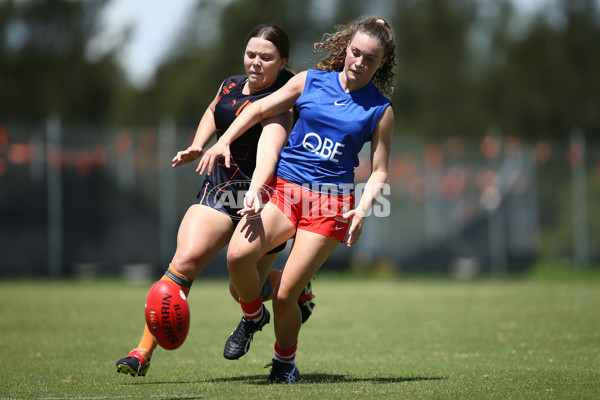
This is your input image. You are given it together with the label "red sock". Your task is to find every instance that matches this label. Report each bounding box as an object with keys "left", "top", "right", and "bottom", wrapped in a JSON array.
[
  {"left": 240, "top": 295, "right": 263, "bottom": 322},
  {"left": 274, "top": 341, "right": 297, "bottom": 363}
]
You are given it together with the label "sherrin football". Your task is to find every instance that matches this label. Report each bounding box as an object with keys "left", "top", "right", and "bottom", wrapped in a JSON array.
[{"left": 145, "top": 280, "right": 190, "bottom": 350}]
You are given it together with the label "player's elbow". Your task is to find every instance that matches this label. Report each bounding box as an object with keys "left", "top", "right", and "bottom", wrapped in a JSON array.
[{"left": 370, "top": 168, "right": 388, "bottom": 184}]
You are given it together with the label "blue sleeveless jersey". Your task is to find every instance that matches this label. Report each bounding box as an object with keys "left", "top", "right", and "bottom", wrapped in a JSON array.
[{"left": 276, "top": 69, "right": 391, "bottom": 192}]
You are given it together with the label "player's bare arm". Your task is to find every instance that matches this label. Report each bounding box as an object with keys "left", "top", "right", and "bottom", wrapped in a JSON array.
[
  {"left": 240, "top": 111, "right": 293, "bottom": 215},
  {"left": 197, "top": 72, "right": 306, "bottom": 174},
  {"left": 172, "top": 84, "right": 221, "bottom": 167},
  {"left": 344, "top": 105, "right": 393, "bottom": 247}
]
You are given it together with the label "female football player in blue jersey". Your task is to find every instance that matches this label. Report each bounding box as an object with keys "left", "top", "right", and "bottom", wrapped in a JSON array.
[
  {"left": 115, "top": 24, "right": 316, "bottom": 378},
  {"left": 198, "top": 16, "right": 396, "bottom": 383}
]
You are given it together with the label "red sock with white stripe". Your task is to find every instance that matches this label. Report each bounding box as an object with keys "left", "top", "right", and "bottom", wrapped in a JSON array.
[
  {"left": 240, "top": 295, "right": 264, "bottom": 322},
  {"left": 274, "top": 341, "right": 297, "bottom": 364}
]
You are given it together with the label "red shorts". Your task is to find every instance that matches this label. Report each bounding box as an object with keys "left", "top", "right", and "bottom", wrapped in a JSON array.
[{"left": 267, "top": 177, "right": 355, "bottom": 242}]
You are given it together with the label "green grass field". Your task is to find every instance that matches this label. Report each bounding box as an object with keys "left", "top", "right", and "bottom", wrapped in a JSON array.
[{"left": 1, "top": 270, "right": 599, "bottom": 399}]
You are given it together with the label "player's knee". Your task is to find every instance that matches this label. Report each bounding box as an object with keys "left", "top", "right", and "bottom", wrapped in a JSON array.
[
  {"left": 226, "top": 246, "right": 240, "bottom": 267},
  {"left": 226, "top": 244, "right": 252, "bottom": 272},
  {"left": 172, "top": 249, "right": 203, "bottom": 276},
  {"left": 272, "top": 287, "right": 294, "bottom": 309}
]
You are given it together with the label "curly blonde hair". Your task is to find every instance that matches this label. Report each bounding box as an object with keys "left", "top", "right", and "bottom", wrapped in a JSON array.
[{"left": 313, "top": 16, "right": 396, "bottom": 97}]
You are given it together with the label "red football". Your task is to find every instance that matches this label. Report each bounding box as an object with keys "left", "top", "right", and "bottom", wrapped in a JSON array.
[{"left": 145, "top": 280, "right": 190, "bottom": 350}]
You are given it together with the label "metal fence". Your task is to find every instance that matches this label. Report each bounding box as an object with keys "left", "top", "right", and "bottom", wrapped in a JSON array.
[{"left": 0, "top": 118, "right": 596, "bottom": 279}]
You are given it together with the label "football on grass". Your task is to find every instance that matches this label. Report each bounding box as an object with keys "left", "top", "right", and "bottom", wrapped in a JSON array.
[{"left": 145, "top": 280, "right": 190, "bottom": 350}]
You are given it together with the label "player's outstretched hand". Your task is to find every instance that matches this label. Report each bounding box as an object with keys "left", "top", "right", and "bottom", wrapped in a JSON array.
[
  {"left": 172, "top": 147, "right": 203, "bottom": 168},
  {"left": 197, "top": 141, "right": 231, "bottom": 175},
  {"left": 237, "top": 189, "right": 262, "bottom": 216},
  {"left": 343, "top": 209, "right": 365, "bottom": 247}
]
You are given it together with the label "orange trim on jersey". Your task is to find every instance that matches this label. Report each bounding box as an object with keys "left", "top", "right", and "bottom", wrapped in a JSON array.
[
  {"left": 212, "top": 142, "right": 254, "bottom": 191},
  {"left": 214, "top": 166, "right": 241, "bottom": 192},
  {"left": 235, "top": 100, "right": 251, "bottom": 116}
]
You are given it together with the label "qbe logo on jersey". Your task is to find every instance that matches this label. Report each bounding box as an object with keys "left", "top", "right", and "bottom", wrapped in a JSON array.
[{"left": 302, "top": 132, "right": 345, "bottom": 162}]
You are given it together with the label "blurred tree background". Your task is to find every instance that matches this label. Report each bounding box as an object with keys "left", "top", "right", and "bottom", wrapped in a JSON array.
[
  {"left": 1, "top": 0, "right": 599, "bottom": 275},
  {"left": 1, "top": 0, "right": 598, "bottom": 139}
]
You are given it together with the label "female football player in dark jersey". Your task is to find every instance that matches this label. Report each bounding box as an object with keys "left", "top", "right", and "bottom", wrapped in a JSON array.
[
  {"left": 116, "top": 24, "right": 315, "bottom": 378},
  {"left": 199, "top": 16, "right": 396, "bottom": 383}
]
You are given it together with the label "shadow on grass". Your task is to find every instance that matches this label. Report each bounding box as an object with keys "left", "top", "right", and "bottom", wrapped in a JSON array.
[
  {"left": 298, "top": 374, "right": 445, "bottom": 384},
  {"left": 122, "top": 374, "right": 445, "bottom": 386}
]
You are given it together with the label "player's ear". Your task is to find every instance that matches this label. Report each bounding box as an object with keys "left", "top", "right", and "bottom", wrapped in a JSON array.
[{"left": 280, "top": 57, "right": 288, "bottom": 70}]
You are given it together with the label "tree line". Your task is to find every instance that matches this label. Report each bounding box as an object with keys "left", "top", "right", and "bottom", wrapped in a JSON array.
[{"left": 1, "top": 0, "right": 598, "bottom": 142}]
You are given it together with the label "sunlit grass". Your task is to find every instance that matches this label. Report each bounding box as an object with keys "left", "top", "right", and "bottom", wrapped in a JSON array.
[{"left": 1, "top": 271, "right": 599, "bottom": 399}]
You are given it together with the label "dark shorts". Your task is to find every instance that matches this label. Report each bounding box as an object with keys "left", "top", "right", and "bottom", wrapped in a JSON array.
[{"left": 193, "top": 179, "right": 286, "bottom": 254}]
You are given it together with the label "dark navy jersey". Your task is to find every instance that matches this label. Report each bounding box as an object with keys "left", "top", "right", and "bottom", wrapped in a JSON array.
[
  {"left": 276, "top": 69, "right": 391, "bottom": 192},
  {"left": 208, "top": 74, "right": 287, "bottom": 189}
]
